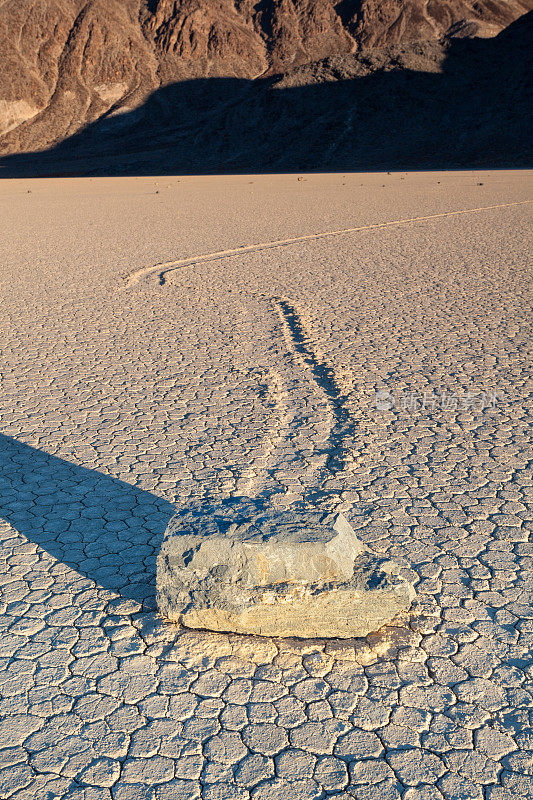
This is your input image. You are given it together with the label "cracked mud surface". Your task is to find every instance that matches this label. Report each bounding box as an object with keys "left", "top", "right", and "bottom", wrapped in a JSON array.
[{"left": 0, "top": 171, "right": 531, "bottom": 799}]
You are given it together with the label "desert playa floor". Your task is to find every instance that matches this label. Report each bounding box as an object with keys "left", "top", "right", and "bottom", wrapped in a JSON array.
[{"left": 0, "top": 171, "right": 531, "bottom": 800}]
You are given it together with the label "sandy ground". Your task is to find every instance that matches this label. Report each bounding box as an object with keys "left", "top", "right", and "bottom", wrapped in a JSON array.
[{"left": 0, "top": 170, "right": 531, "bottom": 800}]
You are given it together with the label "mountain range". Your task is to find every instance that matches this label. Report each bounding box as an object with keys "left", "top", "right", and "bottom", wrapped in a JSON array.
[{"left": 0, "top": 0, "right": 531, "bottom": 173}]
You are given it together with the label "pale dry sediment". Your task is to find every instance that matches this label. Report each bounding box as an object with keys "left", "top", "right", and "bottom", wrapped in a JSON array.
[{"left": 0, "top": 172, "right": 530, "bottom": 799}]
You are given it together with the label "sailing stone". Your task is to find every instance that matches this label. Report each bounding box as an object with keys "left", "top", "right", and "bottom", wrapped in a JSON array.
[{"left": 157, "top": 497, "right": 415, "bottom": 638}]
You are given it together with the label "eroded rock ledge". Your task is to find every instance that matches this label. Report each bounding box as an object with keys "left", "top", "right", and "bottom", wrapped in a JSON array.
[{"left": 157, "top": 497, "right": 415, "bottom": 638}]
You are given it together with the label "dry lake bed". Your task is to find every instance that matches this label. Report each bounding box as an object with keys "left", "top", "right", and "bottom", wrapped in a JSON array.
[{"left": 0, "top": 171, "right": 531, "bottom": 799}]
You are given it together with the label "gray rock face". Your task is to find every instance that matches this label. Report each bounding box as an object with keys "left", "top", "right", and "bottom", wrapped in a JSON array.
[{"left": 157, "top": 498, "right": 415, "bottom": 638}]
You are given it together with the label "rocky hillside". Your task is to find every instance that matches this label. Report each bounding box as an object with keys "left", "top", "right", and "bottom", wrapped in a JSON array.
[{"left": 1, "top": 0, "right": 531, "bottom": 157}]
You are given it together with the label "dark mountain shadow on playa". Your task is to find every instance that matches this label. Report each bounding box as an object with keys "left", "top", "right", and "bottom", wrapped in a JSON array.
[
  {"left": 0, "top": 434, "right": 175, "bottom": 603},
  {"left": 1, "top": 12, "right": 531, "bottom": 177}
]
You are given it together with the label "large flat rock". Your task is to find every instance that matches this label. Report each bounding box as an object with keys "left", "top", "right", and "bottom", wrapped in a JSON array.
[{"left": 157, "top": 498, "right": 415, "bottom": 638}]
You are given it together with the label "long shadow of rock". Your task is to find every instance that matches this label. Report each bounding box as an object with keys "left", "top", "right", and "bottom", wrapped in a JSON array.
[
  {"left": 0, "top": 12, "right": 530, "bottom": 176},
  {"left": 0, "top": 434, "right": 175, "bottom": 603}
]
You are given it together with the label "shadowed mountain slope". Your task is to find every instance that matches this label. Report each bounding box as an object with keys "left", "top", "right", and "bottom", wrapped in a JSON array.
[
  {"left": 1, "top": 11, "right": 531, "bottom": 176},
  {"left": 0, "top": 0, "right": 531, "bottom": 159}
]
